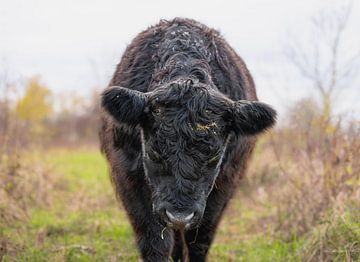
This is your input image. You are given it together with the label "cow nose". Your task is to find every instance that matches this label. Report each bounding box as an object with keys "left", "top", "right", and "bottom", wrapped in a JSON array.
[{"left": 165, "top": 210, "right": 194, "bottom": 228}]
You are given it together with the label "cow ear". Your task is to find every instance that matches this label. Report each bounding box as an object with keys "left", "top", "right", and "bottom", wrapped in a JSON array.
[
  {"left": 226, "top": 100, "right": 276, "bottom": 136},
  {"left": 101, "top": 86, "right": 149, "bottom": 125}
]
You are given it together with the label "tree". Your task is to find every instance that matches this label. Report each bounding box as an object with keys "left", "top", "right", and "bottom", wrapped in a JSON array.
[
  {"left": 285, "top": 4, "right": 359, "bottom": 121},
  {"left": 15, "top": 76, "right": 53, "bottom": 139},
  {"left": 16, "top": 76, "right": 52, "bottom": 122}
]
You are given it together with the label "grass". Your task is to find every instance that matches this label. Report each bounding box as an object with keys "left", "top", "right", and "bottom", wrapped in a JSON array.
[
  {"left": 1, "top": 147, "right": 359, "bottom": 261},
  {"left": 1, "top": 148, "right": 138, "bottom": 262}
]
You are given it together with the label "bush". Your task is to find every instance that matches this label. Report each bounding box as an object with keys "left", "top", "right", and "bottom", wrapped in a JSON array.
[{"left": 245, "top": 98, "right": 360, "bottom": 247}]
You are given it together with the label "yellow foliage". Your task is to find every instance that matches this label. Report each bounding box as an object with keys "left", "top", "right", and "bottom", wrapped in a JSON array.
[
  {"left": 16, "top": 76, "right": 52, "bottom": 122},
  {"left": 345, "top": 165, "right": 353, "bottom": 175}
]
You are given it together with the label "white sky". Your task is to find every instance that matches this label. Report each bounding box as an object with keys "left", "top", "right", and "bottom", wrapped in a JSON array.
[{"left": 1, "top": 0, "right": 359, "bottom": 118}]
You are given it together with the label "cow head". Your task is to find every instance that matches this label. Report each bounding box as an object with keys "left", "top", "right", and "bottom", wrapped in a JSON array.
[{"left": 102, "top": 78, "right": 276, "bottom": 230}]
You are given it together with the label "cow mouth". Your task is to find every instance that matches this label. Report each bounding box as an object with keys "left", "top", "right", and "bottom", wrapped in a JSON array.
[
  {"left": 166, "top": 221, "right": 192, "bottom": 230},
  {"left": 165, "top": 219, "right": 200, "bottom": 232}
]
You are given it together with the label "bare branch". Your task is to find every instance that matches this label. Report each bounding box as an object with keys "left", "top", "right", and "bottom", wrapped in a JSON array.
[{"left": 285, "top": 2, "right": 358, "bottom": 116}]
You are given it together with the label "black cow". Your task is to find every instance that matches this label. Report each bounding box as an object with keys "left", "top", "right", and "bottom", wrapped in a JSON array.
[{"left": 99, "top": 18, "right": 276, "bottom": 262}]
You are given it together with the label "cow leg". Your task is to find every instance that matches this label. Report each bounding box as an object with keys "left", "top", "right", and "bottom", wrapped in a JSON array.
[
  {"left": 113, "top": 169, "right": 173, "bottom": 262},
  {"left": 185, "top": 187, "right": 234, "bottom": 262},
  {"left": 171, "top": 230, "right": 184, "bottom": 261},
  {"left": 136, "top": 218, "right": 174, "bottom": 262}
]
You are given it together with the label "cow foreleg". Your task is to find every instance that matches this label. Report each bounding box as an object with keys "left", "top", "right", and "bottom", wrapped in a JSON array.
[
  {"left": 136, "top": 218, "right": 174, "bottom": 262},
  {"left": 171, "top": 230, "right": 186, "bottom": 261},
  {"left": 185, "top": 187, "right": 233, "bottom": 262},
  {"left": 113, "top": 170, "right": 173, "bottom": 262}
]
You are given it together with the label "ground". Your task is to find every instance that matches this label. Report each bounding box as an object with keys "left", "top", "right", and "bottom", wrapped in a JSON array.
[{"left": 1, "top": 147, "right": 358, "bottom": 261}]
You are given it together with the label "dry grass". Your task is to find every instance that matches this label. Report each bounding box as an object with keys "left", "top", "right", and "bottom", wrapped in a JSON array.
[
  {"left": 300, "top": 205, "right": 360, "bottom": 262},
  {"left": 271, "top": 116, "right": 360, "bottom": 239},
  {"left": 233, "top": 99, "right": 360, "bottom": 261}
]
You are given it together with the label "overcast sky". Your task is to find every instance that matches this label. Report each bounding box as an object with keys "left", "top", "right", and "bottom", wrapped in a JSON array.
[{"left": 1, "top": 0, "right": 359, "bottom": 118}]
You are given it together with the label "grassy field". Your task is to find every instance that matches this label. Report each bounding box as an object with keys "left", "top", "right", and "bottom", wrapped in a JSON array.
[{"left": 1, "top": 147, "right": 359, "bottom": 261}]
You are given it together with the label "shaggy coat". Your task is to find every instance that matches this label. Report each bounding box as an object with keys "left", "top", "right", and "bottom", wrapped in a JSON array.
[{"left": 99, "top": 18, "right": 276, "bottom": 262}]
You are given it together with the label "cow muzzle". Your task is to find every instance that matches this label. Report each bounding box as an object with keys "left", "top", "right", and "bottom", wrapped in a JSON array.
[
  {"left": 155, "top": 204, "right": 203, "bottom": 230},
  {"left": 165, "top": 210, "right": 195, "bottom": 229}
]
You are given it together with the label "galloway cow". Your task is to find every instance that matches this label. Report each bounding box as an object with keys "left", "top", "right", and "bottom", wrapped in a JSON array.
[{"left": 99, "top": 18, "right": 276, "bottom": 262}]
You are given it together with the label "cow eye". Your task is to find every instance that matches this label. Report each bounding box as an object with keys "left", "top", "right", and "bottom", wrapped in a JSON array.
[
  {"left": 152, "top": 108, "right": 162, "bottom": 116},
  {"left": 207, "top": 155, "right": 221, "bottom": 168},
  {"left": 147, "top": 150, "right": 162, "bottom": 163}
]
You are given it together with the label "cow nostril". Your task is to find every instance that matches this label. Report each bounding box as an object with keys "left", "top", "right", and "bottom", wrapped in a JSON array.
[
  {"left": 184, "top": 212, "right": 194, "bottom": 222},
  {"left": 165, "top": 210, "right": 174, "bottom": 221},
  {"left": 165, "top": 210, "right": 194, "bottom": 226}
]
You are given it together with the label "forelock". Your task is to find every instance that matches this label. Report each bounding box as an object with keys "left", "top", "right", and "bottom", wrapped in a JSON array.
[{"left": 147, "top": 81, "right": 226, "bottom": 179}]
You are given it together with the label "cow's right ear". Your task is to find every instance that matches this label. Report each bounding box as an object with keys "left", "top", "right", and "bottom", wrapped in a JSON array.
[{"left": 101, "top": 86, "right": 149, "bottom": 126}]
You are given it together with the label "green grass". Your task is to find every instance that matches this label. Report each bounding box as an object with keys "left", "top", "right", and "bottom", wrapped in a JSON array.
[
  {"left": 1, "top": 148, "right": 358, "bottom": 261},
  {"left": 46, "top": 148, "right": 110, "bottom": 192},
  {"left": 211, "top": 238, "right": 303, "bottom": 262},
  {"left": 1, "top": 148, "right": 138, "bottom": 261}
]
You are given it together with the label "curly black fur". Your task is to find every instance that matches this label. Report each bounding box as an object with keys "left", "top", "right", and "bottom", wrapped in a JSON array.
[{"left": 99, "top": 18, "right": 276, "bottom": 262}]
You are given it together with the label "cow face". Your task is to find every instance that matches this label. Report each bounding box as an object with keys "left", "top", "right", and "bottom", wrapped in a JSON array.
[{"left": 102, "top": 79, "right": 276, "bottom": 230}]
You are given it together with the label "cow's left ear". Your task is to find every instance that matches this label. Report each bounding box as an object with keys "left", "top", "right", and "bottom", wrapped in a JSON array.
[
  {"left": 101, "top": 86, "right": 149, "bottom": 126},
  {"left": 226, "top": 100, "right": 277, "bottom": 136}
]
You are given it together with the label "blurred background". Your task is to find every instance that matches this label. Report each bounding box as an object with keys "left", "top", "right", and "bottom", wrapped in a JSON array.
[{"left": 1, "top": 0, "right": 359, "bottom": 261}]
